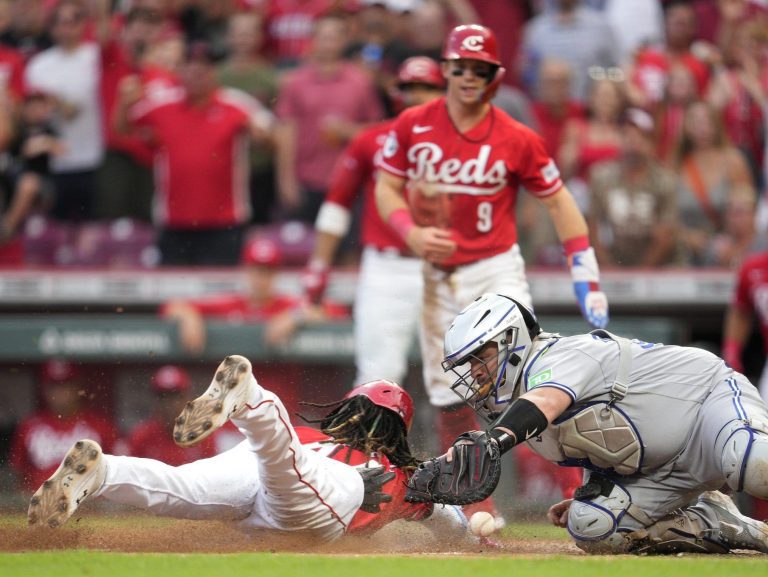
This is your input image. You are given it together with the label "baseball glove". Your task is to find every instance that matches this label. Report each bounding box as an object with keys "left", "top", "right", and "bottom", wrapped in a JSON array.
[{"left": 405, "top": 430, "right": 502, "bottom": 505}]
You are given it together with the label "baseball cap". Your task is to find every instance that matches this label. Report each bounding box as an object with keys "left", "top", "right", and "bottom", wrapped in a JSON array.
[
  {"left": 41, "top": 359, "right": 81, "bottom": 385},
  {"left": 241, "top": 237, "right": 282, "bottom": 267},
  {"left": 152, "top": 365, "right": 191, "bottom": 393}
]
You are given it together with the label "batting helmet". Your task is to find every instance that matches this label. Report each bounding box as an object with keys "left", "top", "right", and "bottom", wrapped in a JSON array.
[
  {"left": 442, "top": 24, "right": 501, "bottom": 67},
  {"left": 346, "top": 379, "right": 415, "bottom": 429},
  {"left": 397, "top": 56, "right": 445, "bottom": 89}
]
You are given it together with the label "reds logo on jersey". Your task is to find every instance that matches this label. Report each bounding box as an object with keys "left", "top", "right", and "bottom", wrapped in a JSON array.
[
  {"left": 460, "top": 35, "right": 485, "bottom": 52},
  {"left": 406, "top": 142, "right": 507, "bottom": 196}
]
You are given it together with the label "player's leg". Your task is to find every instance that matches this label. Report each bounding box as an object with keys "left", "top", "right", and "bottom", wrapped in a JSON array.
[
  {"left": 28, "top": 439, "right": 259, "bottom": 528},
  {"left": 174, "top": 356, "right": 363, "bottom": 541},
  {"left": 353, "top": 248, "right": 422, "bottom": 385}
]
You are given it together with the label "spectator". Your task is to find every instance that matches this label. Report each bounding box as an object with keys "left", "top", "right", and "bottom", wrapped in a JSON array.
[
  {"left": 672, "top": 99, "right": 756, "bottom": 266},
  {"left": 653, "top": 61, "right": 699, "bottom": 163},
  {"left": 123, "top": 365, "right": 218, "bottom": 465},
  {"left": 160, "top": 236, "right": 348, "bottom": 353},
  {"left": 263, "top": 0, "right": 337, "bottom": 69},
  {"left": 707, "top": 17, "right": 767, "bottom": 188},
  {"left": 275, "top": 13, "right": 383, "bottom": 223},
  {"left": 626, "top": 0, "right": 711, "bottom": 109},
  {"left": 704, "top": 183, "right": 761, "bottom": 268},
  {"left": 217, "top": 10, "right": 279, "bottom": 224},
  {"left": 24, "top": 0, "right": 104, "bottom": 223},
  {"left": 95, "top": 1, "right": 176, "bottom": 223},
  {"left": 557, "top": 73, "right": 626, "bottom": 208},
  {"left": 0, "top": 0, "right": 51, "bottom": 62},
  {"left": 1, "top": 88, "right": 64, "bottom": 263},
  {"left": 521, "top": 0, "right": 618, "bottom": 103},
  {"left": 0, "top": 4, "right": 25, "bottom": 105},
  {"left": 9, "top": 359, "right": 118, "bottom": 493},
  {"left": 602, "top": 0, "right": 664, "bottom": 66},
  {"left": 114, "top": 40, "right": 274, "bottom": 266},
  {"left": 588, "top": 107, "right": 680, "bottom": 268}
]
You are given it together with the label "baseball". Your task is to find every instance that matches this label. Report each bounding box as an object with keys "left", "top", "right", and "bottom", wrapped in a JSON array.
[{"left": 469, "top": 511, "right": 496, "bottom": 537}]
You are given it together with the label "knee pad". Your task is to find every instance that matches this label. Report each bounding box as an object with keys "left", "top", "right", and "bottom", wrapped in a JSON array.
[
  {"left": 719, "top": 418, "right": 768, "bottom": 498},
  {"left": 567, "top": 476, "right": 632, "bottom": 553}
]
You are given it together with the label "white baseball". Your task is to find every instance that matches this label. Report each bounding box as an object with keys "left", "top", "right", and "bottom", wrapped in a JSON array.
[{"left": 469, "top": 511, "right": 496, "bottom": 537}]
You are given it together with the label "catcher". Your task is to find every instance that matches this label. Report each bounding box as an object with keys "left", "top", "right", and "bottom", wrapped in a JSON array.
[
  {"left": 28, "top": 356, "right": 471, "bottom": 544},
  {"left": 405, "top": 293, "right": 768, "bottom": 554}
]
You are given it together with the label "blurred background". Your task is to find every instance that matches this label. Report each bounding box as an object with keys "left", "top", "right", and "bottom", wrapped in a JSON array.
[{"left": 1, "top": 0, "right": 768, "bottom": 522}]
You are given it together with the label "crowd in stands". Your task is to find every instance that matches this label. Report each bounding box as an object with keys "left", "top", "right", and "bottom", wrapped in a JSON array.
[{"left": 0, "top": 0, "right": 765, "bottom": 271}]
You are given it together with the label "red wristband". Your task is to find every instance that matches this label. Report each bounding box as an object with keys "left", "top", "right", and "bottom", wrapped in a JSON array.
[
  {"left": 388, "top": 208, "right": 415, "bottom": 241},
  {"left": 563, "top": 235, "right": 590, "bottom": 256},
  {"left": 722, "top": 338, "right": 743, "bottom": 358}
]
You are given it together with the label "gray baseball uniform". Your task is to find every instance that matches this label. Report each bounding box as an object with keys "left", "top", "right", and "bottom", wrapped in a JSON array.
[{"left": 519, "top": 332, "right": 768, "bottom": 527}]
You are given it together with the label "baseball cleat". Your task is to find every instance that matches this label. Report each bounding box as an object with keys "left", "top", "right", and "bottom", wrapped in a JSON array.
[
  {"left": 174, "top": 355, "right": 255, "bottom": 447},
  {"left": 28, "top": 439, "right": 106, "bottom": 529},
  {"left": 699, "top": 490, "right": 768, "bottom": 553}
]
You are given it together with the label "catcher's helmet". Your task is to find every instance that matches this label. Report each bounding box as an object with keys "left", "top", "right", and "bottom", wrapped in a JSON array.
[
  {"left": 346, "top": 379, "right": 414, "bottom": 429},
  {"left": 442, "top": 294, "right": 540, "bottom": 420},
  {"left": 442, "top": 24, "right": 501, "bottom": 67},
  {"left": 397, "top": 56, "right": 445, "bottom": 89}
]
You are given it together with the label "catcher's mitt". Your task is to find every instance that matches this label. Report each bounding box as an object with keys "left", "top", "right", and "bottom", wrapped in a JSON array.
[{"left": 404, "top": 430, "right": 502, "bottom": 505}]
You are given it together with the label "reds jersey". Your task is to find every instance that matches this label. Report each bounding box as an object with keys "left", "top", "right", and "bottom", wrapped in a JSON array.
[
  {"left": 326, "top": 119, "right": 407, "bottom": 252},
  {"left": 131, "top": 88, "right": 263, "bottom": 229},
  {"left": 733, "top": 252, "right": 768, "bottom": 354},
  {"left": 10, "top": 410, "right": 118, "bottom": 491},
  {"left": 294, "top": 426, "right": 431, "bottom": 533},
  {"left": 378, "top": 97, "right": 563, "bottom": 266}
]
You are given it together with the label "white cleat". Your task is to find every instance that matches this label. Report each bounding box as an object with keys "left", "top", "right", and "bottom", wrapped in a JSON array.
[
  {"left": 28, "top": 439, "right": 106, "bottom": 528},
  {"left": 699, "top": 491, "right": 768, "bottom": 553},
  {"left": 173, "top": 355, "right": 255, "bottom": 447}
]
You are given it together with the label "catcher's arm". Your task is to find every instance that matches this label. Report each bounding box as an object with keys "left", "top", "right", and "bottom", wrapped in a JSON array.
[{"left": 405, "top": 398, "right": 550, "bottom": 505}]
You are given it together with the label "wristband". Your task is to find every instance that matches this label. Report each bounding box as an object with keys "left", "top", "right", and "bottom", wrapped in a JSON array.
[
  {"left": 722, "top": 338, "right": 744, "bottom": 370},
  {"left": 563, "top": 235, "right": 591, "bottom": 257},
  {"left": 387, "top": 208, "right": 415, "bottom": 242}
]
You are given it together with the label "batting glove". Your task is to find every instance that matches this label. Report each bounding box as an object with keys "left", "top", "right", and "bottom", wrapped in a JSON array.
[
  {"left": 569, "top": 247, "right": 609, "bottom": 329},
  {"left": 301, "top": 261, "right": 329, "bottom": 305}
]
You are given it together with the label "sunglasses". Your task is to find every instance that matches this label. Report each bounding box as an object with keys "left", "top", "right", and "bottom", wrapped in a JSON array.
[{"left": 449, "top": 64, "right": 492, "bottom": 79}]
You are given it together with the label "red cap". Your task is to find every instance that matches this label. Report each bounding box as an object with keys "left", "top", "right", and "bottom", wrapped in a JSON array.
[
  {"left": 241, "top": 237, "right": 282, "bottom": 267},
  {"left": 345, "top": 379, "right": 414, "bottom": 430},
  {"left": 442, "top": 24, "right": 501, "bottom": 66},
  {"left": 397, "top": 56, "right": 445, "bottom": 89},
  {"left": 152, "top": 365, "right": 191, "bottom": 393},
  {"left": 41, "top": 359, "right": 81, "bottom": 385}
]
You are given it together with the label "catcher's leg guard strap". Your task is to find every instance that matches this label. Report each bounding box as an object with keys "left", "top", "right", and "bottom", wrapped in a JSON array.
[{"left": 567, "top": 474, "right": 631, "bottom": 545}]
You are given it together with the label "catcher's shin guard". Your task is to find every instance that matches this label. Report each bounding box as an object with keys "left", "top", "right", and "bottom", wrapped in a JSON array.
[
  {"left": 174, "top": 355, "right": 256, "bottom": 447},
  {"left": 717, "top": 418, "right": 768, "bottom": 499},
  {"left": 28, "top": 439, "right": 106, "bottom": 528}
]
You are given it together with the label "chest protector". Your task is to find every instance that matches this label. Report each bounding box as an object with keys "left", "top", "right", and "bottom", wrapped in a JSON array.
[{"left": 539, "top": 330, "right": 643, "bottom": 475}]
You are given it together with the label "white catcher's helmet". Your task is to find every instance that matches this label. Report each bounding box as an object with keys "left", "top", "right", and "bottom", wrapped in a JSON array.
[{"left": 442, "top": 294, "right": 541, "bottom": 420}]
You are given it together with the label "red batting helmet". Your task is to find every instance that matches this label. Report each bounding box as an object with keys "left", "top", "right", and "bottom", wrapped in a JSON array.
[
  {"left": 442, "top": 24, "right": 501, "bottom": 67},
  {"left": 397, "top": 56, "right": 445, "bottom": 89},
  {"left": 346, "top": 379, "right": 415, "bottom": 430}
]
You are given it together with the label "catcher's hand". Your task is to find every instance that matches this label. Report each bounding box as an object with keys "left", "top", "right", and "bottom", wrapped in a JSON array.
[
  {"left": 405, "top": 430, "right": 502, "bottom": 505},
  {"left": 357, "top": 465, "right": 396, "bottom": 513}
]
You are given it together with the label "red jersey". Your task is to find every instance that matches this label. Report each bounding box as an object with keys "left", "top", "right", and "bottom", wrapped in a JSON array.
[
  {"left": 124, "top": 418, "right": 217, "bottom": 466},
  {"left": 732, "top": 252, "right": 768, "bottom": 354},
  {"left": 10, "top": 410, "right": 118, "bottom": 492},
  {"left": 325, "top": 119, "right": 407, "bottom": 253},
  {"left": 131, "top": 88, "right": 258, "bottom": 229},
  {"left": 0, "top": 45, "right": 24, "bottom": 102},
  {"left": 294, "top": 426, "right": 431, "bottom": 534},
  {"left": 264, "top": 0, "right": 334, "bottom": 62},
  {"left": 378, "top": 97, "right": 564, "bottom": 266}
]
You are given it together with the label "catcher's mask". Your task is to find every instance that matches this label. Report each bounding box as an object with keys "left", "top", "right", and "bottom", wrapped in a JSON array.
[{"left": 442, "top": 294, "right": 540, "bottom": 421}]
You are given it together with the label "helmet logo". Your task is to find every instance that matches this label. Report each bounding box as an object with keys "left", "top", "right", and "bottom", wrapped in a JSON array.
[{"left": 460, "top": 35, "right": 484, "bottom": 52}]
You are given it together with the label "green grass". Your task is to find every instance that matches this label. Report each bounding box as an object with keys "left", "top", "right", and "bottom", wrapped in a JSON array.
[{"left": 0, "top": 551, "right": 766, "bottom": 577}]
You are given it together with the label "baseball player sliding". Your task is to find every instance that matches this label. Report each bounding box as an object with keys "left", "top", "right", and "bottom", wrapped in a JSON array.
[
  {"left": 406, "top": 293, "right": 768, "bottom": 555},
  {"left": 374, "top": 24, "right": 608, "bottom": 463},
  {"left": 27, "top": 356, "right": 471, "bottom": 544}
]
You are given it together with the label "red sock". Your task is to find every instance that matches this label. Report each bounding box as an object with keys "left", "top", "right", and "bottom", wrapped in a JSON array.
[
  {"left": 753, "top": 497, "right": 768, "bottom": 521},
  {"left": 436, "top": 404, "right": 481, "bottom": 451}
]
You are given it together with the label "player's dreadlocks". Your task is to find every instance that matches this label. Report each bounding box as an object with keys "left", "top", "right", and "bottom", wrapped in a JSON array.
[{"left": 298, "top": 396, "right": 420, "bottom": 470}]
